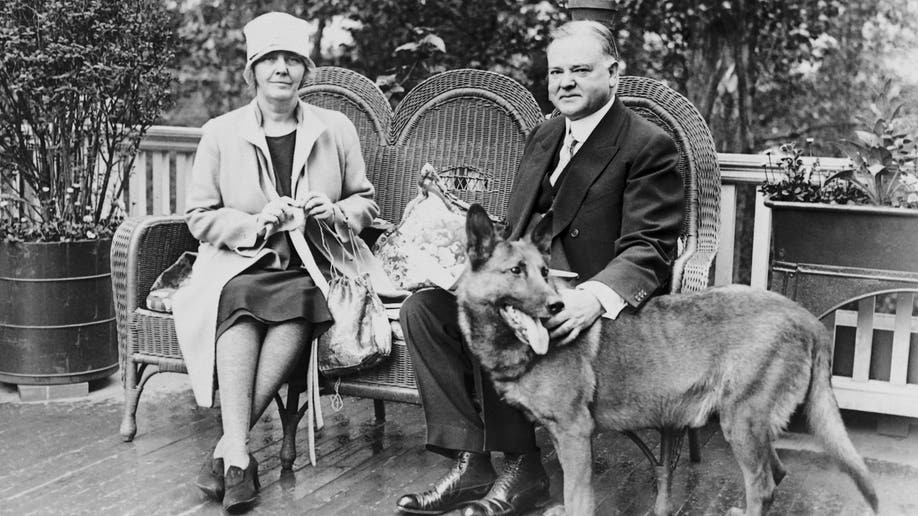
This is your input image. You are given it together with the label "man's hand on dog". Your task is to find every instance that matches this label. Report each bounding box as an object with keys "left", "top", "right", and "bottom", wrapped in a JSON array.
[{"left": 544, "top": 289, "right": 603, "bottom": 345}]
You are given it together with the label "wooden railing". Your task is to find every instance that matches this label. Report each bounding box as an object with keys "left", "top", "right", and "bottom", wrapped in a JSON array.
[{"left": 130, "top": 126, "right": 918, "bottom": 428}]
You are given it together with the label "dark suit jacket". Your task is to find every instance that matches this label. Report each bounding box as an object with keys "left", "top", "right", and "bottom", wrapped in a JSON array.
[{"left": 507, "top": 98, "right": 684, "bottom": 308}]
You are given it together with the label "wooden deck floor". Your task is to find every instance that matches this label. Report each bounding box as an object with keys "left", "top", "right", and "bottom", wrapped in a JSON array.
[{"left": 1, "top": 375, "right": 917, "bottom": 516}]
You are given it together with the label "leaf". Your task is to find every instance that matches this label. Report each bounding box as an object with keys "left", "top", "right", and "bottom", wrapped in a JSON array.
[
  {"left": 394, "top": 42, "right": 418, "bottom": 53},
  {"left": 867, "top": 163, "right": 885, "bottom": 176},
  {"left": 825, "top": 169, "right": 854, "bottom": 184},
  {"left": 872, "top": 119, "right": 886, "bottom": 135},
  {"left": 374, "top": 73, "right": 397, "bottom": 87},
  {"left": 834, "top": 140, "right": 866, "bottom": 166},
  {"left": 420, "top": 34, "right": 446, "bottom": 53},
  {"left": 869, "top": 103, "right": 882, "bottom": 118},
  {"left": 854, "top": 130, "right": 881, "bottom": 148}
]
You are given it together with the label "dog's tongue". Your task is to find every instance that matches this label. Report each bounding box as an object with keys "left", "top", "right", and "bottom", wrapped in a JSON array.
[{"left": 500, "top": 306, "right": 550, "bottom": 355}]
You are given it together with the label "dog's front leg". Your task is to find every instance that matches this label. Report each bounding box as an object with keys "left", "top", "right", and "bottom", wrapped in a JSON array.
[{"left": 550, "top": 420, "right": 595, "bottom": 516}]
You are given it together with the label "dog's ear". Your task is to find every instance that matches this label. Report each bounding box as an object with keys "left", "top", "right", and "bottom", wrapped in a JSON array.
[
  {"left": 466, "top": 204, "right": 497, "bottom": 270},
  {"left": 528, "top": 212, "right": 552, "bottom": 256}
]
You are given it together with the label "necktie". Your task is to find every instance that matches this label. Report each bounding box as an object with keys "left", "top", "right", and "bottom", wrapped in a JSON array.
[{"left": 549, "top": 131, "right": 579, "bottom": 186}]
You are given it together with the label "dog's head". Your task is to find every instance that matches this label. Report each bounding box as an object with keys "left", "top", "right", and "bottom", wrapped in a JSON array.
[{"left": 456, "top": 204, "right": 564, "bottom": 361}]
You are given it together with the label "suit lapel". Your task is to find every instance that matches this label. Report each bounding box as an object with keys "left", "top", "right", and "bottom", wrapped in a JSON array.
[
  {"left": 550, "top": 99, "right": 629, "bottom": 239},
  {"left": 508, "top": 118, "right": 565, "bottom": 240}
]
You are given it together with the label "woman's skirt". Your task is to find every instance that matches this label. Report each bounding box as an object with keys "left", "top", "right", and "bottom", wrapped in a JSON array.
[{"left": 215, "top": 266, "right": 332, "bottom": 339}]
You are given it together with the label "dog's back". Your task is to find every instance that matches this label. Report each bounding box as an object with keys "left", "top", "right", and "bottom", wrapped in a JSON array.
[{"left": 589, "top": 285, "right": 819, "bottom": 431}]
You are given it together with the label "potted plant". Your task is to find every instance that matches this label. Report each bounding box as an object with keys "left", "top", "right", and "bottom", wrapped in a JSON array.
[
  {"left": 760, "top": 82, "right": 918, "bottom": 319},
  {"left": 0, "top": 0, "right": 174, "bottom": 386}
]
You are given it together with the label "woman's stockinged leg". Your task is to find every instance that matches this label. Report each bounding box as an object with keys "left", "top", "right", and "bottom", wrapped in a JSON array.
[
  {"left": 215, "top": 319, "right": 265, "bottom": 471},
  {"left": 214, "top": 320, "right": 309, "bottom": 467},
  {"left": 249, "top": 320, "right": 310, "bottom": 425}
]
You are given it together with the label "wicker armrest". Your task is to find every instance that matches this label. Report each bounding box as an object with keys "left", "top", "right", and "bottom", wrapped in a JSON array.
[{"left": 111, "top": 215, "right": 198, "bottom": 364}]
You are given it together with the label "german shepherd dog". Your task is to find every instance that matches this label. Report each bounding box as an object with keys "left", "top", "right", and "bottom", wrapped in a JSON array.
[{"left": 455, "top": 204, "right": 878, "bottom": 516}]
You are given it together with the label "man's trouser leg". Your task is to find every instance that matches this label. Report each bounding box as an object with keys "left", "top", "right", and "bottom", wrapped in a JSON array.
[{"left": 400, "top": 288, "right": 536, "bottom": 456}]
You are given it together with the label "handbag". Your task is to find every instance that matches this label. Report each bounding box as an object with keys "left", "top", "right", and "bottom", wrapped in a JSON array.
[
  {"left": 372, "top": 163, "right": 499, "bottom": 291},
  {"left": 314, "top": 222, "right": 393, "bottom": 377}
]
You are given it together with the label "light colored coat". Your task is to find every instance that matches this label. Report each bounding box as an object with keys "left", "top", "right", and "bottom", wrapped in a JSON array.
[{"left": 173, "top": 99, "right": 394, "bottom": 407}]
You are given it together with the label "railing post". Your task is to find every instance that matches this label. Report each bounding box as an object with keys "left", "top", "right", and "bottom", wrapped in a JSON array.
[
  {"left": 715, "top": 184, "right": 737, "bottom": 286},
  {"left": 750, "top": 190, "right": 771, "bottom": 289},
  {"left": 128, "top": 151, "right": 148, "bottom": 217}
]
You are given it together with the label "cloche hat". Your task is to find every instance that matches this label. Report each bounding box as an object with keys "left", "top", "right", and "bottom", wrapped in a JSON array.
[{"left": 242, "top": 12, "right": 315, "bottom": 86}]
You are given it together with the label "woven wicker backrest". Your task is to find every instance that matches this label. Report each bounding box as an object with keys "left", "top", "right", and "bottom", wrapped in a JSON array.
[
  {"left": 617, "top": 76, "right": 720, "bottom": 294},
  {"left": 300, "top": 67, "right": 544, "bottom": 224},
  {"left": 299, "top": 69, "right": 718, "bottom": 292}
]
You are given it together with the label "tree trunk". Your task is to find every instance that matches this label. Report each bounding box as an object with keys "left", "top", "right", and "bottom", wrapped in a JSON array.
[
  {"left": 731, "top": 0, "right": 754, "bottom": 152},
  {"left": 311, "top": 16, "right": 326, "bottom": 66}
]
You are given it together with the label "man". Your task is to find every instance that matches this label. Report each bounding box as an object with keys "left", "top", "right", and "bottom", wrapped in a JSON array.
[{"left": 396, "top": 20, "right": 684, "bottom": 516}]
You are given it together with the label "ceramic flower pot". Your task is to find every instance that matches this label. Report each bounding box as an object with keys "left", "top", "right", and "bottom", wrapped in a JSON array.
[{"left": 0, "top": 238, "right": 118, "bottom": 385}]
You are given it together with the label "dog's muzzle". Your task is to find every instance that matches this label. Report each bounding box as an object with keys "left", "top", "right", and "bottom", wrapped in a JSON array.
[{"left": 499, "top": 305, "right": 550, "bottom": 355}]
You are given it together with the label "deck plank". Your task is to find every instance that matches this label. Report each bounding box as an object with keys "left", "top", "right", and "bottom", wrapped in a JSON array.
[{"left": 2, "top": 382, "right": 918, "bottom": 515}]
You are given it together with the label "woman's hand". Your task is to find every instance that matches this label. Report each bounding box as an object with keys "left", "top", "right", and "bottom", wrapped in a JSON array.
[
  {"left": 302, "top": 192, "right": 339, "bottom": 222},
  {"left": 256, "top": 196, "right": 303, "bottom": 237}
]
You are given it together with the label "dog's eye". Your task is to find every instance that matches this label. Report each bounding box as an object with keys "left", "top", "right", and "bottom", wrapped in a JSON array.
[
  {"left": 509, "top": 266, "right": 522, "bottom": 275},
  {"left": 541, "top": 267, "right": 549, "bottom": 278}
]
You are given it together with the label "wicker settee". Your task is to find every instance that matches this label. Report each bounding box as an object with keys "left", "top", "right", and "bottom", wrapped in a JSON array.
[{"left": 111, "top": 67, "right": 720, "bottom": 471}]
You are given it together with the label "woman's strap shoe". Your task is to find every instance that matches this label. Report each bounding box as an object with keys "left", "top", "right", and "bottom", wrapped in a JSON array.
[
  {"left": 223, "top": 454, "right": 260, "bottom": 513},
  {"left": 396, "top": 451, "right": 497, "bottom": 514},
  {"left": 194, "top": 457, "right": 224, "bottom": 501}
]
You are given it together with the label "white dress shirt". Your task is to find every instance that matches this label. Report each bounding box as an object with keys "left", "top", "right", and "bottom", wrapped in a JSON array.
[{"left": 554, "top": 96, "right": 628, "bottom": 320}]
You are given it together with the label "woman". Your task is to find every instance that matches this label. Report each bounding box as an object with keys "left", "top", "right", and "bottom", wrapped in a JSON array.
[{"left": 172, "top": 12, "right": 384, "bottom": 512}]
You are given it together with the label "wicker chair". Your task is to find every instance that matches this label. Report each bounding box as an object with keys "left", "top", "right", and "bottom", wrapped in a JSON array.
[
  {"left": 301, "top": 71, "right": 722, "bottom": 500},
  {"left": 297, "top": 68, "right": 545, "bottom": 411},
  {"left": 615, "top": 75, "right": 721, "bottom": 506},
  {"left": 111, "top": 68, "right": 719, "bottom": 480},
  {"left": 110, "top": 67, "right": 544, "bottom": 467}
]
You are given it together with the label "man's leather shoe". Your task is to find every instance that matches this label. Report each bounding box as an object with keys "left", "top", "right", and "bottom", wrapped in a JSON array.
[
  {"left": 194, "top": 456, "right": 224, "bottom": 501},
  {"left": 396, "top": 451, "right": 497, "bottom": 514},
  {"left": 223, "top": 454, "right": 260, "bottom": 513},
  {"left": 460, "top": 451, "right": 550, "bottom": 516}
]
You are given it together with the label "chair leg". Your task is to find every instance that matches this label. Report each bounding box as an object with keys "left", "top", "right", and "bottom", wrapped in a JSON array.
[
  {"left": 373, "top": 399, "right": 386, "bottom": 422},
  {"left": 279, "top": 387, "right": 304, "bottom": 471},
  {"left": 688, "top": 427, "right": 702, "bottom": 463},
  {"left": 120, "top": 357, "right": 140, "bottom": 442}
]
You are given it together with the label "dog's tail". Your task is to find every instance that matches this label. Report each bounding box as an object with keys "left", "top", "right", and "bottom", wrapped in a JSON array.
[{"left": 805, "top": 327, "right": 879, "bottom": 513}]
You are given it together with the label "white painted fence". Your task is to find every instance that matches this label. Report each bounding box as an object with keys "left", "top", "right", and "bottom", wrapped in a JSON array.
[{"left": 130, "top": 126, "right": 918, "bottom": 424}]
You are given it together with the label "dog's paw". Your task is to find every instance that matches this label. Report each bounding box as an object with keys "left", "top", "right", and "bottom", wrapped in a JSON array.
[
  {"left": 542, "top": 504, "right": 567, "bottom": 516},
  {"left": 725, "top": 508, "right": 745, "bottom": 516}
]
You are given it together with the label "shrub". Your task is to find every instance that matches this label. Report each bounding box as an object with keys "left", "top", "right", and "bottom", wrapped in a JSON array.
[{"left": 0, "top": 0, "right": 176, "bottom": 242}]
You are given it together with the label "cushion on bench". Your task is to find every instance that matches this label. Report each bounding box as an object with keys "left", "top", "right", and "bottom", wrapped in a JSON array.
[{"left": 145, "top": 251, "right": 196, "bottom": 313}]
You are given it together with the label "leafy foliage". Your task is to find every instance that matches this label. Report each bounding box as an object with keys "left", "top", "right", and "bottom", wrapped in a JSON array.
[
  {"left": 760, "top": 143, "right": 868, "bottom": 204},
  {"left": 612, "top": 0, "right": 918, "bottom": 154},
  {"left": 164, "top": 0, "right": 917, "bottom": 157},
  {"left": 761, "top": 86, "right": 918, "bottom": 208},
  {"left": 828, "top": 81, "right": 918, "bottom": 207},
  {"left": 0, "top": 0, "right": 176, "bottom": 242},
  {"left": 168, "top": 0, "right": 564, "bottom": 122}
]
